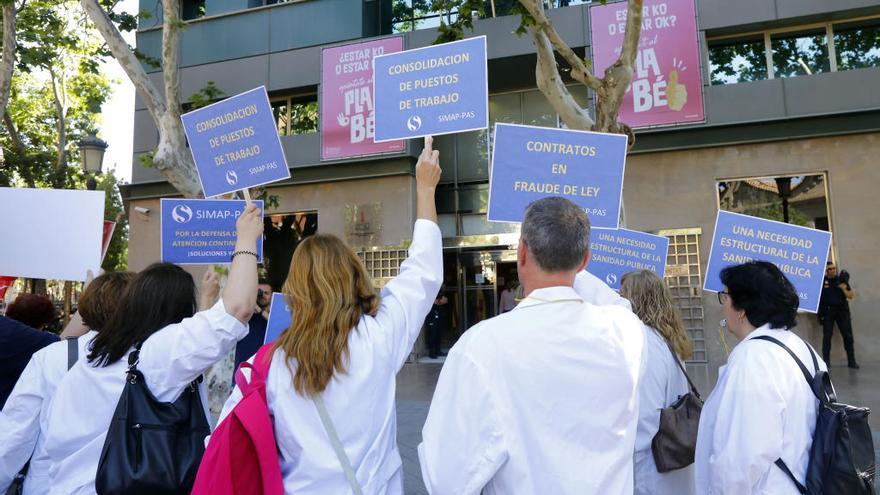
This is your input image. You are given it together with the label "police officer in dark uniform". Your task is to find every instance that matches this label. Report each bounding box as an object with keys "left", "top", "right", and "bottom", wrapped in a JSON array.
[
  {"left": 818, "top": 261, "right": 858, "bottom": 368},
  {"left": 425, "top": 292, "right": 449, "bottom": 359}
]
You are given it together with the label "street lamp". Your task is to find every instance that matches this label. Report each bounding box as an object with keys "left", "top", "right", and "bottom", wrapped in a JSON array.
[
  {"left": 774, "top": 177, "right": 792, "bottom": 224},
  {"left": 78, "top": 133, "right": 108, "bottom": 190}
]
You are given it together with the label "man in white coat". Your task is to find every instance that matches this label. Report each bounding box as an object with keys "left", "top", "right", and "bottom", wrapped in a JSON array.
[{"left": 418, "top": 196, "right": 646, "bottom": 495}]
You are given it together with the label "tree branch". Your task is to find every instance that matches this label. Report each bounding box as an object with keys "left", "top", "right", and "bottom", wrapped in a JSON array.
[
  {"left": 518, "top": 0, "right": 601, "bottom": 91},
  {"left": 616, "top": 0, "right": 644, "bottom": 69},
  {"left": 48, "top": 66, "right": 68, "bottom": 170},
  {"left": 3, "top": 111, "right": 25, "bottom": 155},
  {"left": 79, "top": 0, "right": 167, "bottom": 124},
  {"left": 161, "top": 0, "right": 180, "bottom": 119},
  {"left": 532, "top": 28, "right": 593, "bottom": 130}
]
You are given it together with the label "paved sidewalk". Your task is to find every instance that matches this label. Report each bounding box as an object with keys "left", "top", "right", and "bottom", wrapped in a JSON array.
[{"left": 394, "top": 360, "right": 880, "bottom": 494}]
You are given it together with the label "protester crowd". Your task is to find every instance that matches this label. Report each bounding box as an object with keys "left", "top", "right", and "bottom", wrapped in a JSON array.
[{"left": 0, "top": 137, "right": 872, "bottom": 494}]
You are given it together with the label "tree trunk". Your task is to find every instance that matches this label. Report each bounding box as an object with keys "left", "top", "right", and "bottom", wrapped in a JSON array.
[{"left": 0, "top": 3, "right": 16, "bottom": 122}]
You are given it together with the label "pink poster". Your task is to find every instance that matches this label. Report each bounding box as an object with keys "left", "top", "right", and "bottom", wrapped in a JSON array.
[
  {"left": 590, "top": 0, "right": 704, "bottom": 128},
  {"left": 321, "top": 37, "right": 405, "bottom": 160}
]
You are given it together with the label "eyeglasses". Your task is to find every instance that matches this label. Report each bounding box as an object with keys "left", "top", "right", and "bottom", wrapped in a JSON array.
[{"left": 718, "top": 291, "right": 730, "bottom": 305}]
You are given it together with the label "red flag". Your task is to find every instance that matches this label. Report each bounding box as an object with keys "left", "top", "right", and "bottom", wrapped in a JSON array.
[
  {"left": 0, "top": 276, "right": 15, "bottom": 300},
  {"left": 101, "top": 221, "right": 116, "bottom": 262}
]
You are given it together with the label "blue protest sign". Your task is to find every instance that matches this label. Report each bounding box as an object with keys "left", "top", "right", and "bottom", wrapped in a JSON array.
[
  {"left": 373, "top": 36, "right": 488, "bottom": 141},
  {"left": 160, "top": 198, "right": 263, "bottom": 265},
  {"left": 181, "top": 86, "right": 290, "bottom": 198},
  {"left": 487, "top": 123, "right": 627, "bottom": 228},
  {"left": 704, "top": 210, "right": 832, "bottom": 313},
  {"left": 587, "top": 228, "right": 669, "bottom": 290},
  {"left": 263, "top": 292, "right": 292, "bottom": 344}
]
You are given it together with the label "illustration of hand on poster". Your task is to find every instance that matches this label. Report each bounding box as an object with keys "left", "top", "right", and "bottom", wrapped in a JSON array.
[{"left": 590, "top": 0, "right": 705, "bottom": 128}]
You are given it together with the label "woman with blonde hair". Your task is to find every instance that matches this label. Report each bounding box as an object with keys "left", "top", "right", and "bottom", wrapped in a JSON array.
[
  {"left": 620, "top": 269, "right": 697, "bottom": 495},
  {"left": 219, "top": 137, "right": 443, "bottom": 494}
]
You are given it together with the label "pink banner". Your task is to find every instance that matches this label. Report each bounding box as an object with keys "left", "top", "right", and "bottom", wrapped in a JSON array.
[
  {"left": 321, "top": 37, "right": 405, "bottom": 160},
  {"left": 590, "top": 0, "right": 704, "bottom": 128}
]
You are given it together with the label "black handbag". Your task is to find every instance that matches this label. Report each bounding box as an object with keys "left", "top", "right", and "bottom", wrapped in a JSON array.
[
  {"left": 651, "top": 341, "right": 703, "bottom": 473},
  {"left": 4, "top": 463, "right": 27, "bottom": 495},
  {"left": 95, "top": 342, "right": 210, "bottom": 495}
]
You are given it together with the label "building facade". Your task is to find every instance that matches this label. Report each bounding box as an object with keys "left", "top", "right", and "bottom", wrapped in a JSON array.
[{"left": 124, "top": 0, "right": 880, "bottom": 382}]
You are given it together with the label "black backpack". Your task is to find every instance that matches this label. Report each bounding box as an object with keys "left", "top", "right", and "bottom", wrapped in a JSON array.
[
  {"left": 95, "top": 341, "right": 210, "bottom": 494},
  {"left": 752, "top": 335, "right": 876, "bottom": 495}
]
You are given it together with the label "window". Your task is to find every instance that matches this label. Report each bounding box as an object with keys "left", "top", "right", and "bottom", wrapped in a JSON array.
[
  {"left": 392, "top": 0, "right": 455, "bottom": 33},
  {"left": 833, "top": 20, "right": 880, "bottom": 71},
  {"left": 181, "top": 0, "right": 206, "bottom": 20},
  {"left": 771, "top": 29, "right": 830, "bottom": 78},
  {"left": 708, "top": 36, "right": 768, "bottom": 85},
  {"left": 708, "top": 16, "right": 880, "bottom": 85},
  {"left": 717, "top": 174, "right": 831, "bottom": 231},
  {"left": 271, "top": 95, "right": 318, "bottom": 136}
]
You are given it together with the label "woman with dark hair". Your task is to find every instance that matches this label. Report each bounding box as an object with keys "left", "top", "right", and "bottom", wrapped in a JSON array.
[
  {"left": 216, "top": 138, "right": 442, "bottom": 493},
  {"left": 620, "top": 270, "right": 696, "bottom": 495},
  {"left": 694, "top": 261, "right": 827, "bottom": 494},
  {"left": 43, "top": 204, "right": 262, "bottom": 495},
  {"left": 0, "top": 271, "right": 133, "bottom": 495}
]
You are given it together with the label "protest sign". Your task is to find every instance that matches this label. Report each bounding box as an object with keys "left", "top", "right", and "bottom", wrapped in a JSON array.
[
  {"left": 101, "top": 221, "right": 116, "bottom": 262},
  {"left": 590, "top": 0, "right": 704, "bottom": 128},
  {"left": 587, "top": 228, "right": 669, "bottom": 290},
  {"left": 160, "top": 199, "right": 264, "bottom": 265},
  {"left": 0, "top": 187, "right": 104, "bottom": 282},
  {"left": 264, "top": 292, "right": 292, "bottom": 344},
  {"left": 322, "top": 37, "right": 405, "bottom": 160},
  {"left": 181, "top": 86, "right": 290, "bottom": 198},
  {"left": 487, "top": 123, "right": 627, "bottom": 228},
  {"left": 373, "top": 36, "right": 488, "bottom": 141},
  {"left": 704, "top": 210, "right": 832, "bottom": 313}
]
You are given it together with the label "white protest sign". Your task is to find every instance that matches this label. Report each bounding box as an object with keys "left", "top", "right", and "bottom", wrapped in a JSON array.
[{"left": 0, "top": 187, "right": 104, "bottom": 282}]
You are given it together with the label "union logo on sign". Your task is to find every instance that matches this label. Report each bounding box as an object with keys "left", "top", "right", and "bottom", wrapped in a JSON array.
[
  {"left": 406, "top": 115, "right": 422, "bottom": 132},
  {"left": 605, "top": 273, "right": 618, "bottom": 286},
  {"left": 171, "top": 205, "right": 193, "bottom": 224},
  {"left": 225, "top": 170, "right": 239, "bottom": 186}
]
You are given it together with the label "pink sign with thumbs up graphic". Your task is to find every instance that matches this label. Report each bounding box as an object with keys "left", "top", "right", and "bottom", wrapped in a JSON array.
[
  {"left": 321, "top": 37, "right": 406, "bottom": 160},
  {"left": 590, "top": 0, "right": 705, "bottom": 128}
]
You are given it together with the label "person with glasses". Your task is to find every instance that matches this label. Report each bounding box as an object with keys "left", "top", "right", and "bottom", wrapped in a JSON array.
[{"left": 695, "top": 261, "right": 827, "bottom": 494}]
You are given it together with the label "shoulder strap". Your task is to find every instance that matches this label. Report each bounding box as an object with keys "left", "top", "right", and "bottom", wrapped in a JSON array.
[
  {"left": 313, "top": 394, "right": 364, "bottom": 495},
  {"left": 235, "top": 344, "right": 275, "bottom": 392},
  {"left": 664, "top": 340, "right": 701, "bottom": 399},
  {"left": 749, "top": 336, "right": 817, "bottom": 390},
  {"left": 775, "top": 458, "right": 807, "bottom": 494},
  {"left": 66, "top": 336, "right": 79, "bottom": 371}
]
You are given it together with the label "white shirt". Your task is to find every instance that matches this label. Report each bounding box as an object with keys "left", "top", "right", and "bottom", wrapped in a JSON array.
[
  {"left": 218, "top": 219, "right": 443, "bottom": 495},
  {"left": 695, "top": 324, "right": 825, "bottom": 494},
  {"left": 418, "top": 285, "right": 646, "bottom": 494},
  {"left": 0, "top": 331, "right": 97, "bottom": 495},
  {"left": 498, "top": 289, "right": 517, "bottom": 312},
  {"left": 633, "top": 324, "right": 696, "bottom": 495},
  {"left": 44, "top": 300, "right": 247, "bottom": 495},
  {"left": 574, "top": 270, "right": 633, "bottom": 310}
]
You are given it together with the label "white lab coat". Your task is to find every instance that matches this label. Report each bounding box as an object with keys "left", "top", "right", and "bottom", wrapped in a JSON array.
[
  {"left": 575, "top": 270, "right": 633, "bottom": 309},
  {"left": 418, "top": 284, "right": 646, "bottom": 494},
  {"left": 43, "top": 300, "right": 247, "bottom": 495},
  {"left": 0, "top": 331, "right": 97, "bottom": 494},
  {"left": 633, "top": 324, "right": 696, "bottom": 495},
  {"left": 218, "top": 219, "right": 442, "bottom": 494},
  {"left": 694, "top": 324, "right": 825, "bottom": 494}
]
